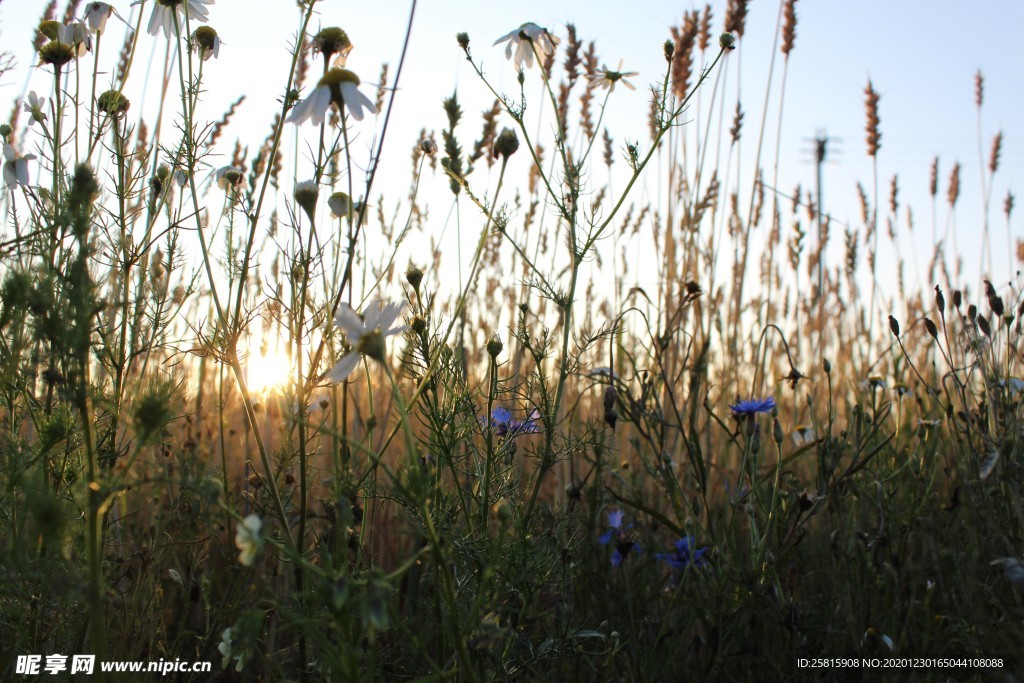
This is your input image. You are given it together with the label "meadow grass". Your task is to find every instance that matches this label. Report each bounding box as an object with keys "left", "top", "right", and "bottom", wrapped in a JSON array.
[{"left": 0, "top": 1, "right": 1022, "bottom": 681}]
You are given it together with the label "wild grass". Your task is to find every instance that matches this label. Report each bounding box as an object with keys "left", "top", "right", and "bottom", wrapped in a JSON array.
[{"left": 0, "top": 0, "right": 1022, "bottom": 680}]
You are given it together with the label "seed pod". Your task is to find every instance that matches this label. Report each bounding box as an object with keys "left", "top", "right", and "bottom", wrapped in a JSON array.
[
  {"left": 888, "top": 315, "right": 900, "bottom": 337},
  {"left": 924, "top": 318, "right": 938, "bottom": 339},
  {"left": 953, "top": 290, "right": 962, "bottom": 310},
  {"left": 978, "top": 315, "right": 991, "bottom": 337},
  {"left": 934, "top": 285, "right": 945, "bottom": 313}
]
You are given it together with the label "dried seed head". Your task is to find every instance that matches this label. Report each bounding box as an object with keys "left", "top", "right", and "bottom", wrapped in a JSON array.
[
  {"left": 864, "top": 79, "right": 881, "bottom": 157},
  {"left": 974, "top": 70, "right": 983, "bottom": 108},
  {"left": 947, "top": 162, "right": 961, "bottom": 207},
  {"left": 781, "top": 0, "right": 798, "bottom": 56},
  {"left": 724, "top": 0, "right": 749, "bottom": 38},
  {"left": 699, "top": 4, "right": 712, "bottom": 51},
  {"left": 988, "top": 131, "right": 1003, "bottom": 175},
  {"left": 928, "top": 157, "right": 938, "bottom": 197}
]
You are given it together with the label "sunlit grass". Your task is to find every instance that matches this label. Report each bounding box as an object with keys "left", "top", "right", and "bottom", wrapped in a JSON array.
[{"left": 0, "top": 1, "right": 1022, "bottom": 681}]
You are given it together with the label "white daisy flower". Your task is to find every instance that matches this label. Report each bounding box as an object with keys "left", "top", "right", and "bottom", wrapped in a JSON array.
[
  {"left": 327, "top": 191, "right": 367, "bottom": 221},
  {"left": 327, "top": 299, "right": 406, "bottom": 383},
  {"left": 590, "top": 61, "right": 638, "bottom": 91},
  {"left": 191, "top": 25, "right": 220, "bottom": 61},
  {"left": 68, "top": 21, "right": 94, "bottom": 55},
  {"left": 234, "top": 514, "right": 262, "bottom": 567},
  {"left": 791, "top": 425, "right": 816, "bottom": 447},
  {"left": 22, "top": 92, "right": 49, "bottom": 127},
  {"left": 287, "top": 68, "right": 377, "bottom": 127},
  {"left": 493, "top": 22, "right": 559, "bottom": 70},
  {"left": 215, "top": 165, "right": 245, "bottom": 193},
  {"left": 218, "top": 628, "right": 234, "bottom": 669},
  {"left": 3, "top": 145, "right": 37, "bottom": 188},
  {"left": 132, "top": 0, "right": 214, "bottom": 40},
  {"left": 83, "top": 2, "right": 122, "bottom": 33}
]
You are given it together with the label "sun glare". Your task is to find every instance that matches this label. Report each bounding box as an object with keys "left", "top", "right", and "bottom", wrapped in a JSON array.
[{"left": 246, "top": 348, "right": 292, "bottom": 394}]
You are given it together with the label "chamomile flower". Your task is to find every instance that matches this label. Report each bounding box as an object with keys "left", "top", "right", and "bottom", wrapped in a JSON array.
[
  {"left": 791, "top": 424, "right": 816, "bottom": 447},
  {"left": 68, "top": 21, "right": 93, "bottom": 55},
  {"left": 215, "top": 165, "right": 245, "bottom": 193},
  {"left": 311, "top": 26, "right": 352, "bottom": 66},
  {"left": 327, "top": 299, "right": 407, "bottom": 383},
  {"left": 3, "top": 144, "right": 36, "bottom": 188},
  {"left": 493, "top": 22, "right": 559, "bottom": 70},
  {"left": 287, "top": 68, "right": 377, "bottom": 126},
  {"left": 22, "top": 92, "right": 48, "bottom": 127},
  {"left": 191, "top": 25, "right": 220, "bottom": 61},
  {"left": 234, "top": 514, "right": 263, "bottom": 567},
  {"left": 134, "top": 0, "right": 214, "bottom": 40},
  {"left": 590, "top": 61, "right": 638, "bottom": 91},
  {"left": 83, "top": 2, "right": 121, "bottom": 33},
  {"left": 38, "top": 23, "right": 88, "bottom": 67}
]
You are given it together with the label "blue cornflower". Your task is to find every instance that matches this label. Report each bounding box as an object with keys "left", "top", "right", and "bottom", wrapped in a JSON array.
[
  {"left": 729, "top": 396, "right": 776, "bottom": 416},
  {"left": 655, "top": 536, "right": 708, "bottom": 570},
  {"left": 597, "top": 509, "right": 643, "bottom": 567},
  {"left": 481, "top": 406, "right": 541, "bottom": 438}
]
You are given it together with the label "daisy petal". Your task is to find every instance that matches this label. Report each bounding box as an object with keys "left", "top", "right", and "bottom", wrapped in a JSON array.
[{"left": 326, "top": 353, "right": 360, "bottom": 383}]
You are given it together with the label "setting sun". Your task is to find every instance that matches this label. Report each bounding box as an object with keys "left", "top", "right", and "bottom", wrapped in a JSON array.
[{"left": 245, "top": 348, "right": 292, "bottom": 395}]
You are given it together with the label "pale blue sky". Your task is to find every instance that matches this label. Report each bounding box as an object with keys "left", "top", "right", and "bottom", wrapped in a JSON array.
[{"left": 2, "top": 0, "right": 1022, "bottom": 298}]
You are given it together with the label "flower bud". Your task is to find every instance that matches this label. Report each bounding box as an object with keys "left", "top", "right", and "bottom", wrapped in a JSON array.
[
  {"left": 486, "top": 334, "right": 503, "bottom": 359},
  {"left": 419, "top": 138, "right": 437, "bottom": 155},
  {"left": 663, "top": 39, "right": 674, "bottom": 61},
  {"left": 0, "top": 124, "right": 11, "bottom": 139},
  {"left": 924, "top": 318, "right": 938, "bottom": 339},
  {"left": 494, "top": 127, "right": 519, "bottom": 160},
  {"left": 823, "top": 358, "right": 831, "bottom": 374},
  {"left": 492, "top": 498, "right": 512, "bottom": 525},
  {"left": 456, "top": 32, "right": 470, "bottom": 50},
  {"left": 934, "top": 285, "right": 945, "bottom": 312},
  {"left": 888, "top": 315, "right": 900, "bottom": 338},
  {"left": 719, "top": 32, "right": 736, "bottom": 50},
  {"left": 772, "top": 418, "right": 783, "bottom": 445},
  {"left": 405, "top": 264, "right": 424, "bottom": 292}
]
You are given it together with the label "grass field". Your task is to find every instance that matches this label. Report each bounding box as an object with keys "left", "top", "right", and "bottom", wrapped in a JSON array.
[{"left": 1, "top": 1, "right": 1022, "bottom": 680}]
